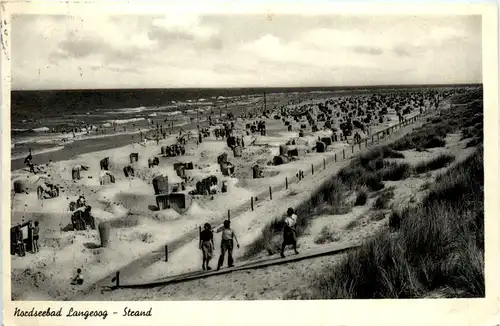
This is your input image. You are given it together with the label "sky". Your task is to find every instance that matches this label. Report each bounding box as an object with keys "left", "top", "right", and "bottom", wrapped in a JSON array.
[{"left": 11, "top": 13, "right": 482, "bottom": 90}]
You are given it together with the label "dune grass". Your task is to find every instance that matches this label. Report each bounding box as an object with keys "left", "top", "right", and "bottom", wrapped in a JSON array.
[
  {"left": 338, "top": 147, "right": 411, "bottom": 191},
  {"left": 242, "top": 177, "right": 350, "bottom": 259},
  {"left": 293, "top": 146, "right": 483, "bottom": 299},
  {"left": 373, "top": 189, "right": 395, "bottom": 210},
  {"left": 391, "top": 93, "right": 483, "bottom": 151},
  {"left": 414, "top": 154, "right": 455, "bottom": 174},
  {"left": 354, "top": 188, "right": 368, "bottom": 206},
  {"left": 314, "top": 226, "right": 341, "bottom": 244}
]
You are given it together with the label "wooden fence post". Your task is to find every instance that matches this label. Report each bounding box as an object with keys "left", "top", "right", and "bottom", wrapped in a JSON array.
[
  {"left": 352, "top": 146, "right": 354, "bottom": 153},
  {"left": 165, "top": 245, "right": 168, "bottom": 262},
  {"left": 269, "top": 186, "right": 272, "bottom": 200},
  {"left": 285, "top": 177, "right": 288, "bottom": 190},
  {"left": 114, "top": 271, "right": 120, "bottom": 287},
  {"left": 343, "top": 149, "right": 345, "bottom": 159},
  {"left": 311, "top": 164, "right": 314, "bottom": 175},
  {"left": 323, "top": 158, "right": 326, "bottom": 170},
  {"left": 228, "top": 209, "right": 231, "bottom": 221},
  {"left": 251, "top": 197, "right": 254, "bottom": 211}
]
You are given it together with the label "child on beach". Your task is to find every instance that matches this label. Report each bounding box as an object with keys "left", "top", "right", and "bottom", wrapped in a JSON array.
[
  {"left": 199, "top": 223, "right": 215, "bottom": 271},
  {"left": 281, "top": 208, "right": 299, "bottom": 258},
  {"left": 217, "top": 220, "right": 240, "bottom": 270},
  {"left": 71, "top": 268, "right": 84, "bottom": 285}
]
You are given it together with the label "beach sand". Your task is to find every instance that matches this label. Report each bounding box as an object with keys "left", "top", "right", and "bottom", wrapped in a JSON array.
[{"left": 10, "top": 89, "right": 435, "bottom": 300}]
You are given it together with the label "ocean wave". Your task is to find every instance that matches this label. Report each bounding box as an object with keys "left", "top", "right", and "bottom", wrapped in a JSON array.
[
  {"left": 12, "top": 126, "right": 51, "bottom": 133},
  {"left": 104, "top": 106, "right": 172, "bottom": 115},
  {"left": 12, "top": 128, "right": 153, "bottom": 153},
  {"left": 165, "top": 111, "right": 181, "bottom": 116},
  {"left": 13, "top": 132, "right": 83, "bottom": 145},
  {"left": 104, "top": 106, "right": 147, "bottom": 114},
  {"left": 11, "top": 146, "right": 65, "bottom": 160},
  {"left": 174, "top": 121, "right": 189, "bottom": 128},
  {"left": 107, "top": 117, "right": 146, "bottom": 125}
]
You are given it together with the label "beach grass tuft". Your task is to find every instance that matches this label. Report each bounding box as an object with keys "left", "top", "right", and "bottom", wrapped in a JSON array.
[{"left": 414, "top": 154, "right": 455, "bottom": 174}]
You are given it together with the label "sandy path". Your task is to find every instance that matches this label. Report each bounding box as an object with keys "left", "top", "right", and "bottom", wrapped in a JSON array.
[{"left": 78, "top": 254, "right": 344, "bottom": 301}]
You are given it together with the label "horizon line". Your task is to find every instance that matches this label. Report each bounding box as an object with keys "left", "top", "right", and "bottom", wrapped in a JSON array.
[{"left": 11, "top": 82, "right": 483, "bottom": 92}]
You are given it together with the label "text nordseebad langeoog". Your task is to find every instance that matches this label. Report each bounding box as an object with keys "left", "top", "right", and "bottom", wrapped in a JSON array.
[{"left": 14, "top": 306, "right": 153, "bottom": 319}]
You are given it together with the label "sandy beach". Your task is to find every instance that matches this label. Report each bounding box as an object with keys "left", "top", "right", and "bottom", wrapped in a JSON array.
[{"left": 10, "top": 87, "right": 472, "bottom": 301}]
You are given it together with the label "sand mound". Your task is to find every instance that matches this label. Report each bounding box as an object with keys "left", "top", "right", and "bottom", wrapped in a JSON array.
[
  {"left": 152, "top": 209, "right": 182, "bottom": 222},
  {"left": 106, "top": 204, "right": 129, "bottom": 218},
  {"left": 253, "top": 136, "right": 287, "bottom": 147},
  {"left": 184, "top": 201, "right": 215, "bottom": 218},
  {"left": 113, "top": 193, "right": 153, "bottom": 214},
  {"left": 95, "top": 179, "right": 151, "bottom": 204},
  {"left": 278, "top": 131, "right": 300, "bottom": 138},
  {"left": 91, "top": 207, "right": 116, "bottom": 221}
]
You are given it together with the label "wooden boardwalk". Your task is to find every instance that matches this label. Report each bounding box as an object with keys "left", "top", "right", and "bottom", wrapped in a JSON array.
[{"left": 116, "top": 242, "right": 362, "bottom": 289}]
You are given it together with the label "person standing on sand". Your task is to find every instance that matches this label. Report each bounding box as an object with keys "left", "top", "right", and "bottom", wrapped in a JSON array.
[
  {"left": 14, "top": 225, "right": 26, "bottom": 256},
  {"left": 199, "top": 223, "right": 215, "bottom": 271},
  {"left": 30, "top": 221, "right": 40, "bottom": 253},
  {"left": 281, "top": 208, "right": 299, "bottom": 258},
  {"left": 217, "top": 220, "right": 240, "bottom": 270}
]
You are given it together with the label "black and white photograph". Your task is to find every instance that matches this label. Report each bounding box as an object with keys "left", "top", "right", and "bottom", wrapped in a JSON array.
[{"left": 3, "top": 3, "right": 498, "bottom": 323}]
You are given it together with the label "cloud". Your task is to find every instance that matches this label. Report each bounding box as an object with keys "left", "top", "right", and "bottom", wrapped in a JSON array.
[
  {"left": 11, "top": 14, "right": 482, "bottom": 90},
  {"left": 147, "top": 15, "right": 221, "bottom": 50},
  {"left": 351, "top": 45, "right": 384, "bottom": 55},
  {"left": 54, "top": 36, "right": 103, "bottom": 59},
  {"left": 392, "top": 44, "right": 427, "bottom": 57}
]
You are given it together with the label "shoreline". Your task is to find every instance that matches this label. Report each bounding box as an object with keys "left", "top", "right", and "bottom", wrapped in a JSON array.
[
  {"left": 10, "top": 124, "right": 192, "bottom": 171},
  {"left": 10, "top": 94, "right": 284, "bottom": 172}
]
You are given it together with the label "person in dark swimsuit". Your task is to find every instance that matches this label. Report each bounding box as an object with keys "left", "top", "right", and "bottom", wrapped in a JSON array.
[
  {"left": 31, "top": 221, "right": 40, "bottom": 253},
  {"left": 199, "top": 223, "right": 214, "bottom": 271}
]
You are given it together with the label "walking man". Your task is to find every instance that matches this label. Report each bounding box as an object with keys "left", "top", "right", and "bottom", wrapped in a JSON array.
[
  {"left": 281, "top": 208, "right": 299, "bottom": 258},
  {"left": 199, "top": 223, "right": 215, "bottom": 271},
  {"left": 217, "top": 220, "right": 240, "bottom": 270}
]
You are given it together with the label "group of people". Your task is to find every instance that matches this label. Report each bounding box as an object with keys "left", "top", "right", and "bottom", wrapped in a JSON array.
[
  {"left": 198, "top": 207, "right": 299, "bottom": 271},
  {"left": 199, "top": 220, "right": 240, "bottom": 271},
  {"left": 11, "top": 220, "right": 40, "bottom": 257},
  {"left": 71, "top": 195, "right": 96, "bottom": 231}
]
